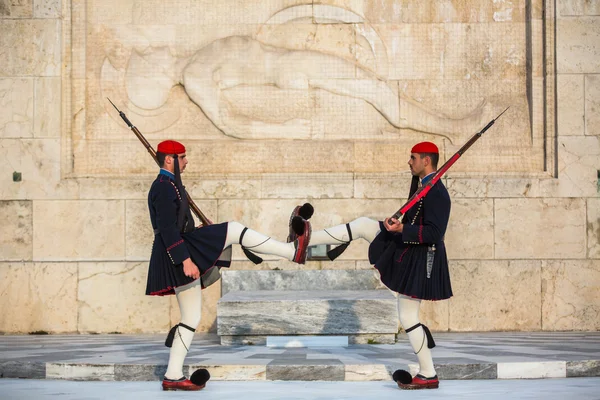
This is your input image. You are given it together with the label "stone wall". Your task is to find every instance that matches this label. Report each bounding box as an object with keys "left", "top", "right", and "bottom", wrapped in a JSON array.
[{"left": 0, "top": 0, "right": 598, "bottom": 334}]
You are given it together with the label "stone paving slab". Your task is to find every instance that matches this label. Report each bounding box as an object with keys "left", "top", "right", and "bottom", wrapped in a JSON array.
[{"left": 0, "top": 332, "right": 599, "bottom": 382}]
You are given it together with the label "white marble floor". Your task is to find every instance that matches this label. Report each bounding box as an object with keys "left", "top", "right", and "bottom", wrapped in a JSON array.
[{"left": 1, "top": 378, "right": 600, "bottom": 400}]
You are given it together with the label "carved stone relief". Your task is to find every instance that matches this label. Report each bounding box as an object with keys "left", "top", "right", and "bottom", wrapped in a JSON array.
[{"left": 69, "top": 0, "right": 552, "bottom": 176}]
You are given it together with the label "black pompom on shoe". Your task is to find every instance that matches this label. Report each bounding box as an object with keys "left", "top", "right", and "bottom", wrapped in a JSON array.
[
  {"left": 291, "top": 216, "right": 306, "bottom": 236},
  {"left": 190, "top": 369, "right": 210, "bottom": 386},
  {"left": 298, "top": 203, "right": 314, "bottom": 220},
  {"left": 392, "top": 369, "right": 412, "bottom": 384}
]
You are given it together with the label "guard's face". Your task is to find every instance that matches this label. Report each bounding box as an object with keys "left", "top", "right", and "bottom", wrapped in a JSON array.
[
  {"left": 176, "top": 153, "right": 188, "bottom": 171},
  {"left": 408, "top": 153, "right": 425, "bottom": 177},
  {"left": 168, "top": 153, "right": 188, "bottom": 171}
]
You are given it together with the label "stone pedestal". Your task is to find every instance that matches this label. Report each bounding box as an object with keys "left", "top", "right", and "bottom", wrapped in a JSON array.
[
  {"left": 217, "top": 270, "right": 399, "bottom": 345},
  {"left": 218, "top": 289, "right": 398, "bottom": 345}
]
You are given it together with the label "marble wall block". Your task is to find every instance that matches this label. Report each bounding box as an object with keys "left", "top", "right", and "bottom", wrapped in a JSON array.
[
  {"left": 78, "top": 262, "right": 171, "bottom": 333},
  {"left": 557, "top": 74, "right": 585, "bottom": 136},
  {"left": 0, "top": 262, "right": 78, "bottom": 333},
  {"left": 588, "top": 198, "right": 600, "bottom": 258},
  {"left": 585, "top": 74, "right": 600, "bottom": 135},
  {"left": 353, "top": 141, "right": 419, "bottom": 174},
  {"left": 79, "top": 179, "right": 148, "bottom": 200},
  {"left": 448, "top": 260, "right": 542, "bottom": 331},
  {"left": 364, "top": 0, "right": 527, "bottom": 24},
  {"left": 170, "top": 279, "right": 221, "bottom": 333},
  {"left": 0, "top": 0, "right": 32, "bottom": 18},
  {"left": 34, "top": 77, "right": 61, "bottom": 137},
  {"left": 354, "top": 173, "right": 413, "bottom": 200},
  {"left": 445, "top": 199, "right": 494, "bottom": 260},
  {"left": 34, "top": 0, "right": 60, "bottom": 18},
  {"left": 0, "top": 78, "right": 33, "bottom": 138},
  {"left": 542, "top": 260, "right": 600, "bottom": 331},
  {"left": 87, "top": 0, "right": 133, "bottom": 23},
  {"left": 495, "top": 198, "right": 586, "bottom": 259},
  {"left": 0, "top": 201, "right": 32, "bottom": 261},
  {"left": 445, "top": 177, "right": 542, "bottom": 199},
  {"left": 313, "top": 4, "right": 363, "bottom": 23},
  {"left": 558, "top": 0, "right": 600, "bottom": 15},
  {"left": 418, "top": 298, "right": 449, "bottom": 332},
  {"left": 130, "top": 0, "right": 306, "bottom": 26},
  {"left": 72, "top": 140, "right": 357, "bottom": 176},
  {"left": 540, "top": 136, "right": 600, "bottom": 197},
  {"left": 0, "top": 19, "right": 61, "bottom": 76},
  {"left": 33, "top": 200, "right": 125, "bottom": 261},
  {"left": 261, "top": 173, "right": 354, "bottom": 199},
  {"left": 559, "top": 0, "right": 586, "bottom": 15},
  {"left": 557, "top": 17, "right": 600, "bottom": 73},
  {"left": 187, "top": 177, "right": 261, "bottom": 200},
  {"left": 0, "top": 139, "right": 78, "bottom": 200},
  {"left": 125, "top": 200, "right": 154, "bottom": 261},
  {"left": 587, "top": 0, "right": 600, "bottom": 15}
]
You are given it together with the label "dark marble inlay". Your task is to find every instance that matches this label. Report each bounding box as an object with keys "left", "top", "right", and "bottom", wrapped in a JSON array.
[
  {"left": 0, "top": 361, "right": 45, "bottom": 379},
  {"left": 266, "top": 364, "right": 345, "bottom": 381},
  {"left": 114, "top": 364, "right": 166, "bottom": 381},
  {"left": 566, "top": 360, "right": 600, "bottom": 377}
]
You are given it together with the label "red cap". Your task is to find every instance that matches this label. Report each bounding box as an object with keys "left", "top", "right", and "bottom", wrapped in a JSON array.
[
  {"left": 411, "top": 141, "right": 439, "bottom": 154},
  {"left": 157, "top": 140, "right": 186, "bottom": 154}
]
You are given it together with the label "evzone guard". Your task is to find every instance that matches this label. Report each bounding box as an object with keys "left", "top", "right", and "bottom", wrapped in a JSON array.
[
  {"left": 146, "top": 140, "right": 312, "bottom": 391},
  {"left": 291, "top": 141, "right": 450, "bottom": 390},
  {"left": 289, "top": 110, "right": 507, "bottom": 390}
]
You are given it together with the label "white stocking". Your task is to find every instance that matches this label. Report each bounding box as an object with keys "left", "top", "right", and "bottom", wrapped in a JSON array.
[
  {"left": 310, "top": 217, "right": 381, "bottom": 246},
  {"left": 225, "top": 221, "right": 296, "bottom": 260},
  {"left": 164, "top": 280, "right": 202, "bottom": 380},
  {"left": 398, "top": 296, "right": 436, "bottom": 378}
]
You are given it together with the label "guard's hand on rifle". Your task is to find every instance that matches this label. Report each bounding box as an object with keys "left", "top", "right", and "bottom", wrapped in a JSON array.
[
  {"left": 182, "top": 258, "right": 200, "bottom": 280},
  {"left": 384, "top": 217, "right": 403, "bottom": 233},
  {"left": 197, "top": 218, "right": 213, "bottom": 228}
]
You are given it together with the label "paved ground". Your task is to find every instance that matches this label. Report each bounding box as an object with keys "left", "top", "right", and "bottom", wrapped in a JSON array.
[
  {"left": 1, "top": 378, "right": 600, "bottom": 400},
  {"left": 0, "top": 332, "right": 599, "bottom": 382}
]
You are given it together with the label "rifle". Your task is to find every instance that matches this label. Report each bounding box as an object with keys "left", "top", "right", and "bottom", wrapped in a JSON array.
[
  {"left": 107, "top": 98, "right": 211, "bottom": 226},
  {"left": 388, "top": 106, "right": 510, "bottom": 221}
]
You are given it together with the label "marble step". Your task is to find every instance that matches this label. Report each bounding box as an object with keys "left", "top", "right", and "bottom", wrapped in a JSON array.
[
  {"left": 217, "top": 290, "right": 398, "bottom": 345},
  {"left": 221, "top": 270, "right": 387, "bottom": 295}
]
